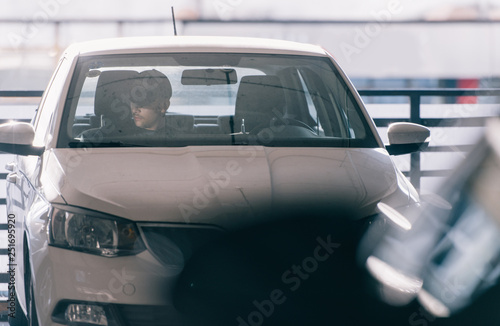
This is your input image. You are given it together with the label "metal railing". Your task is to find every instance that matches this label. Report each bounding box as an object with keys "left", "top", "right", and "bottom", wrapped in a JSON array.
[
  {"left": 359, "top": 88, "right": 500, "bottom": 190},
  {"left": 0, "top": 88, "right": 499, "bottom": 298}
]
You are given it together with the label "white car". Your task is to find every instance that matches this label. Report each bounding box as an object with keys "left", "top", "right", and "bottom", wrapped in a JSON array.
[{"left": 1, "top": 36, "right": 429, "bottom": 326}]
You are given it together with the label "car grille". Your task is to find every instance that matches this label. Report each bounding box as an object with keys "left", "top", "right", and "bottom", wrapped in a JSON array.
[{"left": 139, "top": 224, "right": 225, "bottom": 267}]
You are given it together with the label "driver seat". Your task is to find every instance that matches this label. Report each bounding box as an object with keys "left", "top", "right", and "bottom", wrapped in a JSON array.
[{"left": 233, "top": 75, "right": 286, "bottom": 133}]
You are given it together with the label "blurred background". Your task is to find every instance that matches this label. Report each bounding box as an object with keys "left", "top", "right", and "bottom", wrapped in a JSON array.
[
  {"left": 1, "top": 0, "right": 499, "bottom": 89},
  {"left": 0, "top": 0, "right": 499, "bottom": 191}
]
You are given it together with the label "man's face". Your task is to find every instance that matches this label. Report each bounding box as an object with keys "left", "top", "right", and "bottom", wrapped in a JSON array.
[{"left": 131, "top": 100, "right": 168, "bottom": 130}]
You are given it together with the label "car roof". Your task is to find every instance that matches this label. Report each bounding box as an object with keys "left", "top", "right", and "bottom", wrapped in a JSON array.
[{"left": 64, "top": 36, "right": 329, "bottom": 58}]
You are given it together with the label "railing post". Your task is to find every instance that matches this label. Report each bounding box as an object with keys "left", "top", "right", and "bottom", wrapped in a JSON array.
[{"left": 410, "top": 94, "right": 422, "bottom": 191}]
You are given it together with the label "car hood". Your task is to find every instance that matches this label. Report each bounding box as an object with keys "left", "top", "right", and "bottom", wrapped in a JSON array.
[{"left": 42, "top": 146, "right": 415, "bottom": 226}]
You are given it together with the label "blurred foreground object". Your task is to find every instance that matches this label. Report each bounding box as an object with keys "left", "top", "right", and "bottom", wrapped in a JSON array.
[{"left": 360, "top": 118, "right": 500, "bottom": 325}]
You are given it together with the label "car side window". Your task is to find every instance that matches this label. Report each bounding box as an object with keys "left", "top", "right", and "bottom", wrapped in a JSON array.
[
  {"left": 33, "top": 57, "right": 71, "bottom": 147},
  {"left": 299, "top": 67, "right": 366, "bottom": 139}
]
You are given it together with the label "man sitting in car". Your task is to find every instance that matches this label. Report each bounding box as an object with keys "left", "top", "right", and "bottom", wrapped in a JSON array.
[
  {"left": 129, "top": 69, "right": 172, "bottom": 134},
  {"left": 78, "top": 69, "right": 173, "bottom": 142}
]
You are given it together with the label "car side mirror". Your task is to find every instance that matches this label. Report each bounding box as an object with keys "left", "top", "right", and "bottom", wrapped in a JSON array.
[
  {"left": 386, "top": 122, "right": 430, "bottom": 155},
  {"left": 0, "top": 122, "right": 44, "bottom": 156}
]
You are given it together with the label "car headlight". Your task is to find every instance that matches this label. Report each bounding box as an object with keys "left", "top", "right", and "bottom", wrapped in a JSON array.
[{"left": 48, "top": 205, "right": 145, "bottom": 257}]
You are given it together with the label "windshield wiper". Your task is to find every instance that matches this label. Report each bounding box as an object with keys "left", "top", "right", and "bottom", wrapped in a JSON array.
[{"left": 68, "top": 141, "right": 148, "bottom": 148}]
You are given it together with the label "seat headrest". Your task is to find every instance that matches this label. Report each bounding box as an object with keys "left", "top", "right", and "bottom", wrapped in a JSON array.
[
  {"left": 95, "top": 69, "right": 172, "bottom": 118},
  {"left": 94, "top": 69, "right": 172, "bottom": 135},
  {"left": 234, "top": 75, "right": 285, "bottom": 132},
  {"left": 94, "top": 70, "right": 138, "bottom": 120}
]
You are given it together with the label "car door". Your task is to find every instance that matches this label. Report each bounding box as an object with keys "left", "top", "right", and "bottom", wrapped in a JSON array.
[{"left": 6, "top": 55, "right": 72, "bottom": 314}]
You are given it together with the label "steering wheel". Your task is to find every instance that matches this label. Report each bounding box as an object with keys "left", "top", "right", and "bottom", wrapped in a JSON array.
[{"left": 280, "top": 118, "right": 316, "bottom": 133}]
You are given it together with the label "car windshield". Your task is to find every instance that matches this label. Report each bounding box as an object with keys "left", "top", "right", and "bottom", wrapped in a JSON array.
[{"left": 58, "top": 53, "right": 378, "bottom": 148}]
